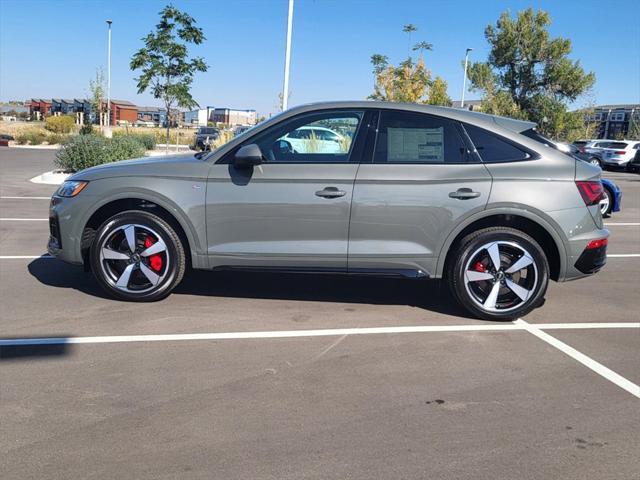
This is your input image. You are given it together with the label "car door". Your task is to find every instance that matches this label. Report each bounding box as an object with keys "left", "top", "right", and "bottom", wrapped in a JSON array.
[
  {"left": 348, "top": 109, "right": 492, "bottom": 276},
  {"left": 206, "top": 109, "right": 367, "bottom": 269}
]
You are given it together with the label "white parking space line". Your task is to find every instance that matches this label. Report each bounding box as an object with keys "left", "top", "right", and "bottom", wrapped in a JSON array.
[
  {"left": 607, "top": 254, "right": 640, "bottom": 258},
  {"left": 0, "top": 255, "right": 52, "bottom": 259},
  {"left": 0, "top": 196, "right": 50, "bottom": 200},
  {"left": 0, "top": 218, "right": 48, "bottom": 221},
  {"left": 0, "top": 322, "right": 636, "bottom": 347},
  {"left": 515, "top": 319, "right": 640, "bottom": 399},
  {"left": 604, "top": 223, "right": 640, "bottom": 226}
]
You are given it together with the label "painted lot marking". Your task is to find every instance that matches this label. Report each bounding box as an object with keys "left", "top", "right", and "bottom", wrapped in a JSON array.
[
  {"left": 0, "top": 196, "right": 50, "bottom": 200},
  {"left": 516, "top": 319, "right": 640, "bottom": 399},
  {"left": 604, "top": 222, "right": 640, "bottom": 226},
  {"left": 607, "top": 254, "right": 640, "bottom": 258},
  {"left": 2, "top": 321, "right": 637, "bottom": 398},
  {"left": 0, "top": 218, "right": 48, "bottom": 221},
  {"left": 0, "top": 255, "right": 53, "bottom": 259},
  {"left": 1, "top": 322, "right": 636, "bottom": 346}
]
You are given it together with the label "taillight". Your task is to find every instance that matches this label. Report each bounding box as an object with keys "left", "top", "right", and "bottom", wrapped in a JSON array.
[
  {"left": 575, "top": 180, "right": 604, "bottom": 206},
  {"left": 613, "top": 150, "right": 626, "bottom": 155},
  {"left": 578, "top": 147, "right": 586, "bottom": 153},
  {"left": 586, "top": 238, "right": 608, "bottom": 250}
]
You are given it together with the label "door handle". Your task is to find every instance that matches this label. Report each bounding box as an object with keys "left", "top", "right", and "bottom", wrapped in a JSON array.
[
  {"left": 315, "top": 186, "right": 347, "bottom": 198},
  {"left": 449, "top": 188, "right": 481, "bottom": 200}
]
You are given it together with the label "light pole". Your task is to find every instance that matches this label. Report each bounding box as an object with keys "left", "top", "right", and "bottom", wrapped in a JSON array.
[
  {"left": 461, "top": 47, "right": 472, "bottom": 109},
  {"left": 281, "top": 0, "right": 294, "bottom": 111},
  {"left": 105, "top": 20, "right": 112, "bottom": 136}
]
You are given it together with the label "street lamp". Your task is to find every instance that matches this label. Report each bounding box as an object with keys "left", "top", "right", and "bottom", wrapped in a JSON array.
[
  {"left": 281, "top": 0, "right": 294, "bottom": 111},
  {"left": 461, "top": 47, "right": 473, "bottom": 109},
  {"left": 105, "top": 20, "right": 112, "bottom": 136}
]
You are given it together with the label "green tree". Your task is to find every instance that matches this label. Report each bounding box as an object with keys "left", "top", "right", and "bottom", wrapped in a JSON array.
[
  {"left": 402, "top": 24, "right": 417, "bottom": 57},
  {"left": 426, "top": 76, "right": 452, "bottom": 106},
  {"left": 88, "top": 68, "right": 105, "bottom": 126},
  {"left": 467, "top": 8, "right": 595, "bottom": 129},
  {"left": 370, "top": 25, "right": 445, "bottom": 104},
  {"left": 130, "top": 4, "right": 208, "bottom": 145}
]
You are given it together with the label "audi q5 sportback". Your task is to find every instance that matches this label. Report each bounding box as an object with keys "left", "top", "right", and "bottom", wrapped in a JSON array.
[{"left": 48, "top": 102, "right": 609, "bottom": 320}]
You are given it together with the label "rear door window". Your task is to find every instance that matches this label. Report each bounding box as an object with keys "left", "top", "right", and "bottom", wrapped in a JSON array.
[
  {"left": 465, "top": 124, "right": 531, "bottom": 162},
  {"left": 373, "top": 110, "right": 474, "bottom": 164}
]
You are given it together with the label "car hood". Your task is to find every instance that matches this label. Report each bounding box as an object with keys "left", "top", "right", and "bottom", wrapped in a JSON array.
[{"left": 69, "top": 154, "right": 209, "bottom": 181}]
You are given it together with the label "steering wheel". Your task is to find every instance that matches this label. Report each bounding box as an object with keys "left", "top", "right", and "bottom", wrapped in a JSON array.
[{"left": 272, "top": 139, "right": 294, "bottom": 160}]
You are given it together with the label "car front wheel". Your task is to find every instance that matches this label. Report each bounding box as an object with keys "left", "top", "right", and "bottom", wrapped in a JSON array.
[
  {"left": 448, "top": 227, "right": 549, "bottom": 320},
  {"left": 90, "top": 210, "right": 186, "bottom": 301}
]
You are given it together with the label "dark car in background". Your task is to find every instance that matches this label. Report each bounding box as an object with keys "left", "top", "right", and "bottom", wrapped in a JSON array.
[{"left": 193, "top": 126, "right": 220, "bottom": 151}]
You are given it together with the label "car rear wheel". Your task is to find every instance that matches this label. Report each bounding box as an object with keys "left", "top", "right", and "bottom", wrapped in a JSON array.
[
  {"left": 600, "top": 187, "right": 613, "bottom": 217},
  {"left": 90, "top": 210, "right": 186, "bottom": 301},
  {"left": 448, "top": 227, "right": 549, "bottom": 321},
  {"left": 589, "top": 157, "right": 601, "bottom": 168}
]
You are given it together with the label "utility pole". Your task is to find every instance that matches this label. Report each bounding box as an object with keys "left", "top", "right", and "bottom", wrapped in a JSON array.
[
  {"left": 461, "top": 48, "right": 472, "bottom": 109},
  {"left": 281, "top": 0, "right": 294, "bottom": 111},
  {"left": 105, "top": 20, "right": 113, "bottom": 136}
]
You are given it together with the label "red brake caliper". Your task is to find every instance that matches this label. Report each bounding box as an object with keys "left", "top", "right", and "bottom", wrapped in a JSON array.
[
  {"left": 474, "top": 261, "right": 486, "bottom": 272},
  {"left": 144, "top": 236, "right": 163, "bottom": 272}
]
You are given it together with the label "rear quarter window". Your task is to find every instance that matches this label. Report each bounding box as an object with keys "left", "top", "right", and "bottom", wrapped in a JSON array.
[{"left": 464, "top": 124, "right": 531, "bottom": 163}]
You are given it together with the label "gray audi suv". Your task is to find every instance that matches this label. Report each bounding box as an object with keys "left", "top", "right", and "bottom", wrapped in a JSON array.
[{"left": 48, "top": 101, "right": 609, "bottom": 320}]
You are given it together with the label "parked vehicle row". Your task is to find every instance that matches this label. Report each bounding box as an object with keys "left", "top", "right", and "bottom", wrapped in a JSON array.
[
  {"left": 48, "top": 102, "right": 610, "bottom": 321},
  {"left": 572, "top": 138, "right": 640, "bottom": 171}
]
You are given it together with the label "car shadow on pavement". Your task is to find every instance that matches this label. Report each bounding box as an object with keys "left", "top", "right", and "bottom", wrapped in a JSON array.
[
  {"left": 27, "top": 258, "right": 474, "bottom": 319},
  {"left": 175, "top": 269, "right": 475, "bottom": 319}
]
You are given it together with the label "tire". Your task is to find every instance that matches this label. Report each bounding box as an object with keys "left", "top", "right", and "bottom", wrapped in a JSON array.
[
  {"left": 90, "top": 210, "right": 186, "bottom": 301},
  {"left": 589, "top": 157, "right": 601, "bottom": 168},
  {"left": 447, "top": 227, "right": 550, "bottom": 321},
  {"left": 600, "top": 187, "right": 613, "bottom": 217}
]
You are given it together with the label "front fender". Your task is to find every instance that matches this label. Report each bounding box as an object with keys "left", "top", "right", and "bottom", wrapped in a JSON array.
[{"left": 75, "top": 178, "right": 206, "bottom": 266}]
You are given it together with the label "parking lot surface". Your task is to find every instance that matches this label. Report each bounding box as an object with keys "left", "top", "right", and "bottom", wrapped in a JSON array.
[{"left": 1, "top": 148, "right": 638, "bottom": 479}]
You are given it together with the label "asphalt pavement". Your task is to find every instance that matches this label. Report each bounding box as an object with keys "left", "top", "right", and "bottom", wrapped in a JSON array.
[{"left": 1, "top": 147, "right": 638, "bottom": 480}]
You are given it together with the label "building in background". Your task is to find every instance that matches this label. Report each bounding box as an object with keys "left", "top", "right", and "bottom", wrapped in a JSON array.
[
  {"left": 452, "top": 100, "right": 482, "bottom": 111},
  {"left": 51, "top": 99, "right": 75, "bottom": 115},
  {"left": 137, "top": 106, "right": 168, "bottom": 127},
  {"left": 73, "top": 99, "right": 93, "bottom": 124},
  {"left": 28, "top": 99, "right": 52, "bottom": 119},
  {"left": 212, "top": 107, "right": 257, "bottom": 126},
  {"left": 184, "top": 106, "right": 215, "bottom": 127},
  {"left": 585, "top": 104, "right": 640, "bottom": 139},
  {"left": 102, "top": 99, "right": 138, "bottom": 126}
]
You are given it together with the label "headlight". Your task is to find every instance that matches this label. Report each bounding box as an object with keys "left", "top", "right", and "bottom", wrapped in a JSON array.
[{"left": 56, "top": 180, "right": 88, "bottom": 197}]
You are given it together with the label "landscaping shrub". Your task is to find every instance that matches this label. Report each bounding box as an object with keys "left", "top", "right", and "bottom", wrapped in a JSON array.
[
  {"left": 79, "top": 123, "right": 94, "bottom": 135},
  {"left": 46, "top": 133, "right": 66, "bottom": 145},
  {"left": 113, "top": 130, "right": 156, "bottom": 150},
  {"left": 45, "top": 115, "right": 76, "bottom": 134},
  {"left": 15, "top": 129, "right": 48, "bottom": 145},
  {"left": 54, "top": 134, "right": 146, "bottom": 171},
  {"left": 107, "top": 135, "right": 147, "bottom": 161}
]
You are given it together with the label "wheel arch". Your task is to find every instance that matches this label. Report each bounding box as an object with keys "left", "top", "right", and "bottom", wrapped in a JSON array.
[
  {"left": 80, "top": 194, "right": 201, "bottom": 270},
  {"left": 437, "top": 209, "right": 566, "bottom": 282}
]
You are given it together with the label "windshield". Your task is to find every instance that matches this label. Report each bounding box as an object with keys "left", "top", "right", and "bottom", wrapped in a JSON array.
[{"left": 198, "top": 128, "right": 218, "bottom": 135}]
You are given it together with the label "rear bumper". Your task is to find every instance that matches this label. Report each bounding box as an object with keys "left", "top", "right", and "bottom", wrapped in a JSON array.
[{"left": 574, "top": 244, "right": 607, "bottom": 274}]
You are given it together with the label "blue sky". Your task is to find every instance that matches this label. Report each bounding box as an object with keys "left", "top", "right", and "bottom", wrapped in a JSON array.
[{"left": 1, "top": 0, "right": 638, "bottom": 115}]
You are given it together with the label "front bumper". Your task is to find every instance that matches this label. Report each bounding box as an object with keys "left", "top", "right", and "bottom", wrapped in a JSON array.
[{"left": 47, "top": 195, "right": 85, "bottom": 265}]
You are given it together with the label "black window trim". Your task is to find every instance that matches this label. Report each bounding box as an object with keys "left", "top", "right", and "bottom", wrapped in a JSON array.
[
  {"left": 461, "top": 122, "right": 540, "bottom": 164},
  {"left": 367, "top": 109, "right": 479, "bottom": 165},
  {"left": 216, "top": 108, "right": 372, "bottom": 165}
]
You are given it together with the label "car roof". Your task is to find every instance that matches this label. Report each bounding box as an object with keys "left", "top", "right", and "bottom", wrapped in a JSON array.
[{"left": 284, "top": 101, "right": 537, "bottom": 134}]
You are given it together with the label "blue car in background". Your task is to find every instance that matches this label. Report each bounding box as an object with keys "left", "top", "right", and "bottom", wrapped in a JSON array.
[{"left": 600, "top": 178, "right": 622, "bottom": 217}]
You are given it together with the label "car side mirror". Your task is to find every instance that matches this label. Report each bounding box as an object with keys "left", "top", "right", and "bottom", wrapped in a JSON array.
[{"left": 233, "top": 144, "right": 263, "bottom": 168}]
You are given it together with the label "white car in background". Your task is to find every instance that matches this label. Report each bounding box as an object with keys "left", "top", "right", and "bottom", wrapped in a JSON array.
[
  {"left": 600, "top": 141, "right": 640, "bottom": 168},
  {"left": 283, "top": 126, "right": 346, "bottom": 154}
]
